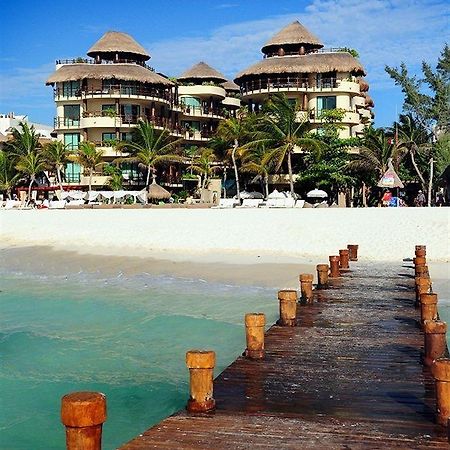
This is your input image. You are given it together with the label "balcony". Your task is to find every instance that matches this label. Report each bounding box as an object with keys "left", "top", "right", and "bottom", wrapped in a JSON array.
[
  {"left": 353, "top": 96, "right": 366, "bottom": 108},
  {"left": 54, "top": 85, "right": 172, "bottom": 103},
  {"left": 54, "top": 117, "right": 81, "bottom": 130},
  {"left": 182, "top": 129, "right": 214, "bottom": 142},
  {"left": 222, "top": 97, "right": 241, "bottom": 108},
  {"left": 178, "top": 85, "right": 226, "bottom": 99},
  {"left": 174, "top": 104, "right": 225, "bottom": 119},
  {"left": 309, "top": 110, "right": 361, "bottom": 125},
  {"left": 240, "top": 77, "right": 359, "bottom": 97}
]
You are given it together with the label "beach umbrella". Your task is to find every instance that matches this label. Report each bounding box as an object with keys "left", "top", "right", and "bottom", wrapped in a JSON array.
[
  {"left": 268, "top": 189, "right": 285, "bottom": 199},
  {"left": 307, "top": 188, "right": 328, "bottom": 198},
  {"left": 248, "top": 191, "right": 264, "bottom": 199},
  {"left": 377, "top": 158, "right": 404, "bottom": 189},
  {"left": 239, "top": 190, "right": 252, "bottom": 199},
  {"left": 148, "top": 181, "right": 171, "bottom": 201}
]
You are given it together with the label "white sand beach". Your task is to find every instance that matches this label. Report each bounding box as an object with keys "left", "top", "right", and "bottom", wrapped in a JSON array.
[{"left": 1, "top": 208, "right": 449, "bottom": 262}]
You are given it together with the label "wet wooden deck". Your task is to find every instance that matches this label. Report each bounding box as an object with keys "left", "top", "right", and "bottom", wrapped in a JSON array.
[{"left": 121, "top": 263, "right": 449, "bottom": 449}]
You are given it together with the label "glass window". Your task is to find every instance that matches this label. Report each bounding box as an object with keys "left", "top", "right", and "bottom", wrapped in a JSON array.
[
  {"left": 181, "top": 97, "right": 201, "bottom": 108},
  {"left": 102, "top": 104, "right": 115, "bottom": 113},
  {"left": 62, "top": 81, "right": 80, "bottom": 96},
  {"left": 64, "top": 133, "right": 80, "bottom": 150},
  {"left": 120, "top": 132, "right": 133, "bottom": 142},
  {"left": 63, "top": 105, "right": 80, "bottom": 126},
  {"left": 65, "top": 162, "right": 81, "bottom": 183},
  {"left": 102, "top": 132, "right": 116, "bottom": 144},
  {"left": 120, "top": 104, "right": 140, "bottom": 122},
  {"left": 181, "top": 121, "right": 200, "bottom": 131},
  {"left": 317, "top": 96, "right": 336, "bottom": 112}
]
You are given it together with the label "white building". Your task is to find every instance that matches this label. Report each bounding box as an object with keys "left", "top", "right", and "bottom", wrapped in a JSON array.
[{"left": 0, "top": 112, "right": 54, "bottom": 140}]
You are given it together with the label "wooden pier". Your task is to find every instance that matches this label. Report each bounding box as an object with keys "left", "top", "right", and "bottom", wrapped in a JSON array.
[{"left": 118, "top": 262, "right": 449, "bottom": 449}]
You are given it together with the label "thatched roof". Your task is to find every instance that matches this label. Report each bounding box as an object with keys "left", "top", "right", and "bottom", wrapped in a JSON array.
[
  {"left": 262, "top": 21, "right": 323, "bottom": 53},
  {"left": 364, "top": 94, "right": 374, "bottom": 107},
  {"left": 235, "top": 52, "right": 366, "bottom": 81},
  {"left": 178, "top": 62, "right": 227, "bottom": 82},
  {"left": 87, "top": 31, "right": 150, "bottom": 61},
  {"left": 358, "top": 77, "right": 369, "bottom": 92},
  {"left": 222, "top": 80, "right": 240, "bottom": 92},
  {"left": 148, "top": 181, "right": 171, "bottom": 200},
  {"left": 46, "top": 63, "right": 173, "bottom": 86}
]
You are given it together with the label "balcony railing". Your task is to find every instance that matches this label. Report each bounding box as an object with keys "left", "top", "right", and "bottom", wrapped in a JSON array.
[
  {"left": 56, "top": 58, "right": 154, "bottom": 70},
  {"left": 54, "top": 117, "right": 81, "bottom": 128},
  {"left": 177, "top": 104, "right": 224, "bottom": 117},
  {"left": 54, "top": 85, "right": 172, "bottom": 102},
  {"left": 240, "top": 77, "right": 337, "bottom": 95}
]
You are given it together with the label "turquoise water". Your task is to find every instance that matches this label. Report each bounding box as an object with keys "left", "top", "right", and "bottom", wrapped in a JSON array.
[{"left": 0, "top": 269, "right": 278, "bottom": 449}]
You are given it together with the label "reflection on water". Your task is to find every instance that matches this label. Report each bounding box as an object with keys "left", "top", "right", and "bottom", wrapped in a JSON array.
[{"left": 0, "top": 269, "right": 277, "bottom": 449}]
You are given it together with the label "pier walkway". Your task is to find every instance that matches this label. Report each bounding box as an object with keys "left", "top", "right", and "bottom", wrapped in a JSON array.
[{"left": 121, "top": 263, "right": 448, "bottom": 449}]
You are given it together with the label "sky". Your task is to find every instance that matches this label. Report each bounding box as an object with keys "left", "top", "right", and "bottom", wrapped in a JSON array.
[{"left": 0, "top": 0, "right": 448, "bottom": 128}]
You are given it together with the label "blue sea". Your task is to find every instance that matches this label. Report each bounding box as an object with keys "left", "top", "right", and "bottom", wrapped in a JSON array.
[{"left": 0, "top": 267, "right": 278, "bottom": 449}]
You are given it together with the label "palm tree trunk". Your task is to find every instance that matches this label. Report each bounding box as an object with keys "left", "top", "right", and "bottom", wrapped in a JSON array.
[
  {"left": 232, "top": 139, "right": 241, "bottom": 202},
  {"left": 223, "top": 167, "right": 227, "bottom": 198},
  {"left": 287, "top": 150, "right": 294, "bottom": 196},
  {"left": 89, "top": 168, "right": 93, "bottom": 191},
  {"left": 56, "top": 165, "right": 63, "bottom": 191},
  {"left": 428, "top": 158, "right": 434, "bottom": 207},
  {"left": 410, "top": 149, "right": 426, "bottom": 190},
  {"left": 146, "top": 166, "right": 151, "bottom": 188},
  {"left": 27, "top": 177, "right": 34, "bottom": 205},
  {"left": 264, "top": 174, "right": 269, "bottom": 200}
]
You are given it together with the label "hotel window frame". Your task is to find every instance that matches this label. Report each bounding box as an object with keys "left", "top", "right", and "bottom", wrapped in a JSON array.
[
  {"left": 63, "top": 105, "right": 80, "bottom": 126},
  {"left": 63, "top": 132, "right": 80, "bottom": 150},
  {"left": 62, "top": 81, "right": 80, "bottom": 97},
  {"left": 317, "top": 96, "right": 337, "bottom": 112}
]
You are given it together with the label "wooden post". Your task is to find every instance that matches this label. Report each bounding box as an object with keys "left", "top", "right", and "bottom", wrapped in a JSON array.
[
  {"left": 420, "top": 293, "right": 438, "bottom": 327},
  {"left": 299, "top": 274, "right": 314, "bottom": 303},
  {"left": 415, "top": 265, "right": 429, "bottom": 278},
  {"left": 245, "top": 313, "right": 265, "bottom": 359},
  {"left": 347, "top": 244, "right": 358, "bottom": 261},
  {"left": 316, "top": 264, "right": 329, "bottom": 287},
  {"left": 423, "top": 320, "right": 447, "bottom": 367},
  {"left": 329, "top": 256, "right": 340, "bottom": 278},
  {"left": 431, "top": 358, "right": 450, "bottom": 426},
  {"left": 415, "top": 247, "right": 426, "bottom": 258},
  {"left": 61, "top": 392, "right": 106, "bottom": 450},
  {"left": 278, "top": 290, "right": 298, "bottom": 326},
  {"left": 415, "top": 277, "right": 431, "bottom": 307},
  {"left": 339, "top": 249, "right": 350, "bottom": 270},
  {"left": 186, "top": 350, "right": 216, "bottom": 413},
  {"left": 415, "top": 245, "right": 426, "bottom": 254},
  {"left": 415, "top": 255, "right": 426, "bottom": 268}
]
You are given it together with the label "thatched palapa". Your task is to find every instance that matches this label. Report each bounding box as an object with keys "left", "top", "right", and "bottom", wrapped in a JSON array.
[
  {"left": 46, "top": 64, "right": 173, "bottom": 86},
  {"left": 178, "top": 62, "right": 227, "bottom": 83},
  {"left": 364, "top": 93, "right": 374, "bottom": 107},
  {"left": 148, "top": 181, "right": 171, "bottom": 200},
  {"left": 261, "top": 21, "right": 323, "bottom": 53},
  {"left": 222, "top": 80, "right": 240, "bottom": 92},
  {"left": 87, "top": 31, "right": 150, "bottom": 61},
  {"left": 357, "top": 77, "right": 369, "bottom": 92},
  {"left": 235, "top": 52, "right": 366, "bottom": 82}
]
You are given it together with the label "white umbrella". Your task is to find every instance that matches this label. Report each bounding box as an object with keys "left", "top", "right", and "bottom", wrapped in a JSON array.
[
  {"left": 268, "top": 189, "right": 285, "bottom": 199},
  {"left": 248, "top": 191, "right": 264, "bottom": 199},
  {"left": 307, "top": 188, "right": 328, "bottom": 198}
]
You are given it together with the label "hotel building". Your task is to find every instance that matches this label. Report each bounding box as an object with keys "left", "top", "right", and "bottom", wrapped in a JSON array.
[
  {"left": 234, "top": 21, "right": 374, "bottom": 138},
  {"left": 45, "top": 22, "right": 372, "bottom": 188}
]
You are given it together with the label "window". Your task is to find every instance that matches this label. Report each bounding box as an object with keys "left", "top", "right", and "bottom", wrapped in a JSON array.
[
  {"left": 64, "top": 133, "right": 80, "bottom": 150},
  {"left": 63, "top": 105, "right": 80, "bottom": 126},
  {"left": 317, "top": 96, "right": 336, "bottom": 112},
  {"left": 120, "top": 104, "right": 140, "bottom": 122},
  {"left": 121, "top": 132, "right": 133, "bottom": 142},
  {"left": 181, "top": 97, "right": 201, "bottom": 108},
  {"left": 62, "top": 81, "right": 80, "bottom": 97},
  {"left": 102, "top": 104, "right": 116, "bottom": 115},
  {"left": 181, "top": 121, "right": 200, "bottom": 131},
  {"left": 65, "top": 162, "right": 81, "bottom": 183},
  {"left": 102, "top": 132, "right": 116, "bottom": 144}
]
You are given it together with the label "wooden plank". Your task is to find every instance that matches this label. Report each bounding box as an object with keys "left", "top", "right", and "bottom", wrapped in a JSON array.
[{"left": 120, "top": 263, "right": 449, "bottom": 448}]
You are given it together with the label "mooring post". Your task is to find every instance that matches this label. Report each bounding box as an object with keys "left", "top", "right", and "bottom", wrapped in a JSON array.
[
  {"left": 299, "top": 274, "right": 314, "bottom": 303},
  {"left": 415, "top": 246, "right": 426, "bottom": 258},
  {"left": 423, "top": 320, "right": 448, "bottom": 367},
  {"left": 415, "top": 265, "right": 429, "bottom": 278},
  {"left": 244, "top": 313, "right": 265, "bottom": 359},
  {"left": 186, "top": 350, "right": 216, "bottom": 413},
  {"left": 347, "top": 244, "right": 358, "bottom": 261},
  {"left": 61, "top": 391, "right": 107, "bottom": 450},
  {"left": 415, "top": 255, "right": 427, "bottom": 269},
  {"left": 316, "top": 264, "right": 329, "bottom": 287},
  {"left": 329, "top": 256, "right": 340, "bottom": 278},
  {"left": 431, "top": 358, "right": 450, "bottom": 426},
  {"left": 416, "top": 277, "right": 431, "bottom": 307},
  {"left": 339, "top": 249, "right": 350, "bottom": 270},
  {"left": 278, "top": 290, "right": 298, "bottom": 326},
  {"left": 420, "top": 293, "right": 438, "bottom": 327}
]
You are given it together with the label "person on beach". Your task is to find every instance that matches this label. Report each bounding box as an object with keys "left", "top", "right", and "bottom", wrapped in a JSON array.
[
  {"left": 381, "top": 189, "right": 392, "bottom": 207},
  {"left": 414, "top": 190, "right": 426, "bottom": 207}
]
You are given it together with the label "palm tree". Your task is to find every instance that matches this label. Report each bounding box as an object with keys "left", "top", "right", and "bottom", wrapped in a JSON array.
[
  {"left": 6, "top": 122, "right": 41, "bottom": 157},
  {"left": 241, "top": 144, "right": 276, "bottom": 199},
  {"left": 255, "top": 94, "right": 323, "bottom": 196},
  {"left": 348, "top": 127, "right": 405, "bottom": 177},
  {"left": 76, "top": 141, "right": 105, "bottom": 191},
  {"left": 118, "top": 120, "right": 182, "bottom": 188},
  {"left": 15, "top": 151, "right": 46, "bottom": 204},
  {"left": 190, "top": 148, "right": 218, "bottom": 190},
  {"left": 0, "top": 150, "right": 21, "bottom": 199},
  {"left": 215, "top": 110, "right": 258, "bottom": 202},
  {"left": 42, "top": 141, "right": 73, "bottom": 191}
]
